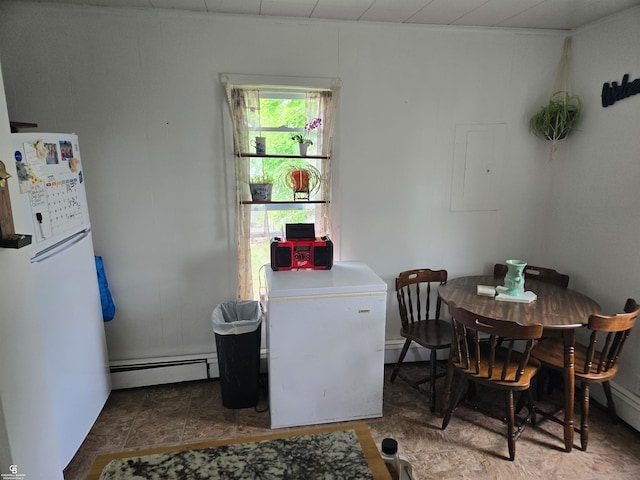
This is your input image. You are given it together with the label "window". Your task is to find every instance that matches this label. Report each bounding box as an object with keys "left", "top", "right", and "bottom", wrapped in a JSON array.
[{"left": 222, "top": 77, "right": 339, "bottom": 299}]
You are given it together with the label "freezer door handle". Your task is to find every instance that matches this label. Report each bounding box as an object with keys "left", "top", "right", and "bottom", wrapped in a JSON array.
[{"left": 31, "top": 230, "right": 90, "bottom": 263}]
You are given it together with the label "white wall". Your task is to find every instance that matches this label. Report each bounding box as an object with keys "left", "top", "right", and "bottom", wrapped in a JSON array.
[
  {"left": 0, "top": 59, "right": 63, "bottom": 478},
  {"left": 0, "top": 2, "right": 566, "bottom": 361},
  {"left": 334, "top": 25, "right": 562, "bottom": 282},
  {"left": 549, "top": 9, "right": 640, "bottom": 407}
]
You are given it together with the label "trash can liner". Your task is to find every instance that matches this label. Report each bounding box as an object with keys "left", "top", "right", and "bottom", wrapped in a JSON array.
[
  {"left": 211, "top": 300, "right": 261, "bottom": 335},
  {"left": 212, "top": 300, "right": 262, "bottom": 409}
]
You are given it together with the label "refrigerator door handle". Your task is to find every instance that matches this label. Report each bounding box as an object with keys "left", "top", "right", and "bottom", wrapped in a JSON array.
[{"left": 31, "top": 229, "right": 91, "bottom": 263}]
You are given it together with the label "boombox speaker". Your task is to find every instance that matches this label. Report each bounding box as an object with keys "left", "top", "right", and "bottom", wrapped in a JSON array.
[
  {"left": 272, "top": 245, "right": 293, "bottom": 269},
  {"left": 270, "top": 224, "right": 333, "bottom": 271}
]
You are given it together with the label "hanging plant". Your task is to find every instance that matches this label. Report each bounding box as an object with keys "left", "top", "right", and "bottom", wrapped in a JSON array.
[
  {"left": 528, "top": 37, "right": 581, "bottom": 161},
  {"left": 529, "top": 91, "right": 582, "bottom": 158}
]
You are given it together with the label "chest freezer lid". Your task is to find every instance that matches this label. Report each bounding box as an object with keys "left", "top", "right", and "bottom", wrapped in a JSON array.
[{"left": 265, "top": 261, "right": 388, "bottom": 298}]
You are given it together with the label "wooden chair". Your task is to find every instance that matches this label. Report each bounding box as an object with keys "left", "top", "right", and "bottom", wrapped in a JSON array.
[
  {"left": 495, "top": 262, "right": 570, "bottom": 397},
  {"left": 530, "top": 298, "right": 639, "bottom": 451},
  {"left": 494, "top": 263, "right": 570, "bottom": 288},
  {"left": 441, "top": 305, "right": 543, "bottom": 461},
  {"left": 390, "top": 268, "right": 451, "bottom": 412}
]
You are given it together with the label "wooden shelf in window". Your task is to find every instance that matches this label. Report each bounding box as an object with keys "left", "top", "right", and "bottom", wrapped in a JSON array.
[
  {"left": 241, "top": 200, "right": 329, "bottom": 205},
  {"left": 238, "top": 153, "right": 329, "bottom": 159}
]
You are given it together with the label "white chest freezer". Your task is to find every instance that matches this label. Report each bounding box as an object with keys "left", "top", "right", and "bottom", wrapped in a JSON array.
[{"left": 265, "top": 261, "right": 388, "bottom": 429}]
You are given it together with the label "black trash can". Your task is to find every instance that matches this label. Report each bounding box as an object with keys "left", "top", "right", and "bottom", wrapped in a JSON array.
[{"left": 212, "top": 300, "right": 262, "bottom": 409}]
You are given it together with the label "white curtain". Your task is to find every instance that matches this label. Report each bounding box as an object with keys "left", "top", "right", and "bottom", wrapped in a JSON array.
[
  {"left": 305, "top": 89, "right": 338, "bottom": 239},
  {"left": 223, "top": 85, "right": 260, "bottom": 299}
]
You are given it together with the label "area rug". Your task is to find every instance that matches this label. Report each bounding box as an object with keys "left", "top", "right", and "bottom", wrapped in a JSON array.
[{"left": 89, "top": 422, "right": 390, "bottom": 480}]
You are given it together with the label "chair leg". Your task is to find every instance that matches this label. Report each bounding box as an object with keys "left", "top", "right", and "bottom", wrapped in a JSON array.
[
  {"left": 440, "top": 360, "right": 455, "bottom": 417},
  {"left": 442, "top": 378, "right": 466, "bottom": 430},
  {"left": 515, "top": 390, "right": 526, "bottom": 414},
  {"left": 467, "top": 381, "right": 477, "bottom": 400},
  {"left": 390, "top": 339, "right": 412, "bottom": 383},
  {"left": 536, "top": 366, "right": 547, "bottom": 400},
  {"left": 505, "top": 390, "right": 516, "bottom": 461},
  {"left": 602, "top": 381, "right": 618, "bottom": 423},
  {"left": 429, "top": 348, "right": 437, "bottom": 413},
  {"left": 515, "top": 388, "right": 537, "bottom": 417},
  {"left": 516, "top": 389, "right": 537, "bottom": 424},
  {"left": 527, "top": 389, "right": 537, "bottom": 426},
  {"left": 580, "top": 382, "right": 590, "bottom": 451}
]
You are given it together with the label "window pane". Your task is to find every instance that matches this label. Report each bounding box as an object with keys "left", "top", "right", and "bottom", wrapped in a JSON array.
[
  {"left": 249, "top": 205, "right": 320, "bottom": 293},
  {"left": 261, "top": 98, "right": 306, "bottom": 127}
]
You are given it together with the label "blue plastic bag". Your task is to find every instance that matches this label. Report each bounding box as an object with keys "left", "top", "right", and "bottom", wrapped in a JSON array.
[{"left": 95, "top": 256, "right": 116, "bottom": 321}]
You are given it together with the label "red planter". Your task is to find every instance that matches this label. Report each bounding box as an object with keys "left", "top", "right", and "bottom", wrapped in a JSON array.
[{"left": 291, "top": 170, "right": 309, "bottom": 193}]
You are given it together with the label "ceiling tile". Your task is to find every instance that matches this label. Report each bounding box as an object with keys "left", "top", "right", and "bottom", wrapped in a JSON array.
[
  {"left": 407, "top": 0, "right": 490, "bottom": 25},
  {"left": 312, "top": 0, "right": 374, "bottom": 21},
  {"left": 260, "top": 0, "right": 317, "bottom": 18},
  {"left": 566, "top": 0, "right": 640, "bottom": 29},
  {"left": 204, "top": 0, "right": 261, "bottom": 15},
  {"left": 359, "top": 0, "right": 429, "bottom": 23},
  {"left": 452, "top": 0, "right": 546, "bottom": 28},
  {"left": 149, "top": 0, "right": 207, "bottom": 11},
  {"left": 499, "top": 0, "right": 592, "bottom": 30},
  {"left": 34, "top": 0, "right": 152, "bottom": 6}
]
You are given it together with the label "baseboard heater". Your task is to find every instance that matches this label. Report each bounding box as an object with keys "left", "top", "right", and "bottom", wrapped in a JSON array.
[
  {"left": 110, "top": 357, "right": 213, "bottom": 390},
  {"left": 110, "top": 343, "right": 434, "bottom": 390}
]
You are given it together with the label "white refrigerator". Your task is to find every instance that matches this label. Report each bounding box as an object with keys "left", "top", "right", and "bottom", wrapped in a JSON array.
[
  {"left": 10, "top": 133, "right": 111, "bottom": 467},
  {"left": 265, "top": 262, "right": 387, "bottom": 429}
]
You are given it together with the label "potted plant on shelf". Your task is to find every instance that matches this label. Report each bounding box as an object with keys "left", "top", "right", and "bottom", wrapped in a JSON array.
[
  {"left": 291, "top": 117, "right": 322, "bottom": 156},
  {"left": 276, "top": 160, "right": 322, "bottom": 201},
  {"left": 248, "top": 174, "right": 273, "bottom": 202},
  {"left": 529, "top": 92, "right": 582, "bottom": 160}
]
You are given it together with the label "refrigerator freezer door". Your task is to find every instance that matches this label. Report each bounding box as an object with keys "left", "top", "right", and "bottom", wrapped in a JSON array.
[
  {"left": 11, "top": 133, "right": 91, "bottom": 256},
  {"left": 31, "top": 231, "right": 110, "bottom": 467}
]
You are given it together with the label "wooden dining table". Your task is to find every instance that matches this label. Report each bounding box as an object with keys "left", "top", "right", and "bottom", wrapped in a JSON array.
[{"left": 438, "top": 274, "right": 601, "bottom": 453}]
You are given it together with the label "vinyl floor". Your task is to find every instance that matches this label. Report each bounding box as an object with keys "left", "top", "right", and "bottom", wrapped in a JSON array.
[{"left": 65, "top": 363, "right": 640, "bottom": 479}]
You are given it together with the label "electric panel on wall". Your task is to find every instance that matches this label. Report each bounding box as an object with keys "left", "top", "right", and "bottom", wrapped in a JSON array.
[{"left": 450, "top": 123, "right": 506, "bottom": 212}]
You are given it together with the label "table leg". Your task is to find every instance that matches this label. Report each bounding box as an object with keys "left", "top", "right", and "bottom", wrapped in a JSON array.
[{"left": 563, "top": 329, "right": 575, "bottom": 452}]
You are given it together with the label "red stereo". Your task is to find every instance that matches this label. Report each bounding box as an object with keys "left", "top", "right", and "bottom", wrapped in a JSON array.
[{"left": 270, "top": 224, "right": 333, "bottom": 271}]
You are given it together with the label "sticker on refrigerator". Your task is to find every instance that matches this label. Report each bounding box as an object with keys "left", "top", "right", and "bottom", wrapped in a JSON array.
[
  {"left": 44, "top": 143, "right": 59, "bottom": 165},
  {"left": 59, "top": 140, "right": 73, "bottom": 161},
  {"left": 15, "top": 161, "right": 32, "bottom": 193},
  {"left": 22, "top": 142, "right": 45, "bottom": 184},
  {"left": 68, "top": 157, "right": 79, "bottom": 173}
]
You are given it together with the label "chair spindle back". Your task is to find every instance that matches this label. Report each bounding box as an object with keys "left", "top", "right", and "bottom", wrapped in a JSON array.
[
  {"left": 450, "top": 305, "right": 543, "bottom": 383},
  {"left": 582, "top": 299, "right": 639, "bottom": 376},
  {"left": 396, "top": 269, "right": 447, "bottom": 329},
  {"left": 493, "top": 263, "right": 569, "bottom": 288}
]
